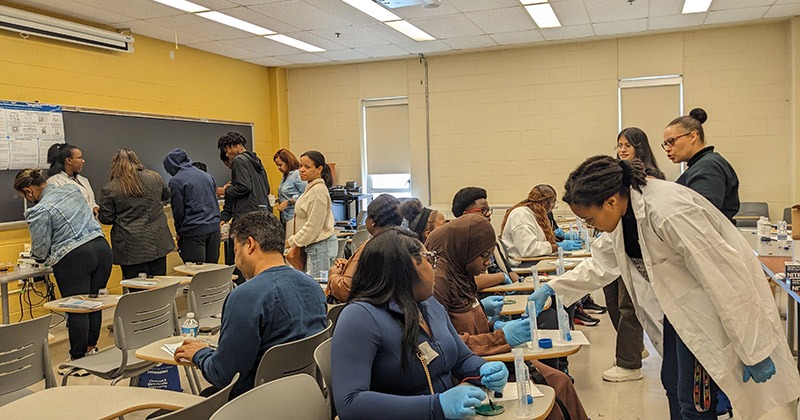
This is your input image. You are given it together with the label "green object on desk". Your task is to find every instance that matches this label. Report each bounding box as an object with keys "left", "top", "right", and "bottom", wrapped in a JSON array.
[
  {"left": 475, "top": 403, "right": 505, "bottom": 416},
  {"left": 504, "top": 299, "right": 516, "bottom": 305}
]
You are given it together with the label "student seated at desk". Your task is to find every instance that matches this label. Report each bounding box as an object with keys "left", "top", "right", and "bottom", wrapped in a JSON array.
[
  {"left": 426, "top": 214, "right": 588, "bottom": 420},
  {"left": 174, "top": 211, "right": 327, "bottom": 399},
  {"left": 399, "top": 198, "right": 447, "bottom": 242},
  {"left": 333, "top": 228, "right": 508, "bottom": 420},
  {"left": 327, "top": 194, "right": 402, "bottom": 303}
]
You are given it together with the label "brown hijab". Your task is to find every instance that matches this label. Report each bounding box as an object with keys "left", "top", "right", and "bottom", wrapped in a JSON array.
[
  {"left": 500, "top": 184, "right": 557, "bottom": 247},
  {"left": 425, "top": 214, "right": 496, "bottom": 313}
]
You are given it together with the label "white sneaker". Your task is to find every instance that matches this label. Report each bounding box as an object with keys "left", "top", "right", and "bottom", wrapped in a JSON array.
[
  {"left": 602, "top": 365, "right": 643, "bottom": 382},
  {"left": 642, "top": 348, "right": 650, "bottom": 360}
]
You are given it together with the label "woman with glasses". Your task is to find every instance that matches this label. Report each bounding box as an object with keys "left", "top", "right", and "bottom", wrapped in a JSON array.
[
  {"left": 332, "top": 227, "right": 509, "bottom": 420},
  {"left": 527, "top": 156, "right": 800, "bottom": 420},
  {"left": 327, "top": 194, "right": 403, "bottom": 303},
  {"left": 662, "top": 108, "right": 740, "bottom": 223}
]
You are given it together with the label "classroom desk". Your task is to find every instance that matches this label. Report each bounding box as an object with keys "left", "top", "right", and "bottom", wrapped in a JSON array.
[
  {"left": 482, "top": 276, "right": 548, "bottom": 294},
  {"left": 43, "top": 295, "right": 120, "bottom": 314},
  {"left": 0, "top": 266, "right": 52, "bottom": 324},
  {"left": 513, "top": 249, "right": 591, "bottom": 263},
  {"left": 173, "top": 263, "right": 230, "bottom": 275},
  {"left": 0, "top": 385, "right": 204, "bottom": 420},
  {"left": 465, "top": 384, "right": 555, "bottom": 420},
  {"left": 482, "top": 330, "right": 586, "bottom": 363},
  {"left": 135, "top": 335, "right": 220, "bottom": 366},
  {"left": 120, "top": 276, "right": 190, "bottom": 291},
  {"left": 499, "top": 296, "right": 552, "bottom": 316},
  {"left": 536, "top": 259, "right": 581, "bottom": 274},
  {"left": 335, "top": 230, "right": 356, "bottom": 238}
]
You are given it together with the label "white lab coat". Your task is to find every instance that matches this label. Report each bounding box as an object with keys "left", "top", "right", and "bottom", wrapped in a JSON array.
[
  {"left": 549, "top": 179, "right": 800, "bottom": 420},
  {"left": 500, "top": 207, "right": 553, "bottom": 265}
]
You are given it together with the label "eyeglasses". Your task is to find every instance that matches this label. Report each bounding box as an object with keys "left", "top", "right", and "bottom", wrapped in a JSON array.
[
  {"left": 660, "top": 132, "right": 691, "bottom": 150},
  {"left": 613, "top": 143, "right": 633, "bottom": 151},
  {"left": 464, "top": 207, "right": 493, "bottom": 218},
  {"left": 576, "top": 206, "right": 602, "bottom": 227},
  {"left": 418, "top": 250, "right": 438, "bottom": 268}
]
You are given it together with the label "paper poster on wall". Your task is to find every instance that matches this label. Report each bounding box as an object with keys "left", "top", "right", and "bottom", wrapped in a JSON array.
[{"left": 0, "top": 101, "right": 65, "bottom": 170}]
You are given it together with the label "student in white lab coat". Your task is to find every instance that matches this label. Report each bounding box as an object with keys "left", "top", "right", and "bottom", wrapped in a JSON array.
[{"left": 527, "top": 156, "right": 800, "bottom": 420}]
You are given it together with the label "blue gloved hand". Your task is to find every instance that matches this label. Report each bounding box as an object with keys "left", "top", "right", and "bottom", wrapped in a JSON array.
[
  {"left": 481, "top": 296, "right": 505, "bottom": 317},
  {"left": 743, "top": 357, "right": 776, "bottom": 383},
  {"left": 527, "top": 283, "right": 554, "bottom": 314},
  {"left": 500, "top": 318, "right": 531, "bottom": 347},
  {"left": 480, "top": 362, "right": 509, "bottom": 392},
  {"left": 501, "top": 272, "right": 513, "bottom": 285},
  {"left": 565, "top": 231, "right": 581, "bottom": 240},
  {"left": 493, "top": 319, "right": 507, "bottom": 331},
  {"left": 557, "top": 240, "right": 583, "bottom": 251},
  {"left": 438, "top": 385, "right": 486, "bottom": 419},
  {"left": 554, "top": 228, "right": 566, "bottom": 239}
]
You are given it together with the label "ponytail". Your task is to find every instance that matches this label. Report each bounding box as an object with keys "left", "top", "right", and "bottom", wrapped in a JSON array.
[
  {"left": 14, "top": 168, "right": 46, "bottom": 192},
  {"left": 563, "top": 156, "right": 648, "bottom": 207},
  {"left": 300, "top": 150, "right": 333, "bottom": 187}
]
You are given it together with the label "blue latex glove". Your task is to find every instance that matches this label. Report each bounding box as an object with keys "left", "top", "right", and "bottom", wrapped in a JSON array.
[
  {"left": 480, "top": 362, "right": 509, "bottom": 392},
  {"left": 501, "top": 272, "right": 513, "bottom": 285},
  {"left": 438, "top": 386, "right": 486, "bottom": 419},
  {"left": 527, "top": 284, "right": 554, "bottom": 315},
  {"left": 500, "top": 318, "right": 531, "bottom": 347},
  {"left": 554, "top": 228, "right": 566, "bottom": 239},
  {"left": 481, "top": 296, "right": 505, "bottom": 317},
  {"left": 557, "top": 240, "right": 583, "bottom": 251},
  {"left": 743, "top": 357, "right": 776, "bottom": 383}
]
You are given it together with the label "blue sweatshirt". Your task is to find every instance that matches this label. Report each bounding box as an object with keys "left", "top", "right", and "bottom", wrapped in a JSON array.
[
  {"left": 192, "top": 265, "right": 327, "bottom": 399},
  {"left": 163, "top": 148, "right": 220, "bottom": 237},
  {"left": 332, "top": 297, "right": 486, "bottom": 420}
]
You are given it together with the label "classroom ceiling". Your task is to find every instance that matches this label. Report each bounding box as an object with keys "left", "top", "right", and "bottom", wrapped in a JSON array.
[{"left": 8, "top": 0, "right": 800, "bottom": 67}]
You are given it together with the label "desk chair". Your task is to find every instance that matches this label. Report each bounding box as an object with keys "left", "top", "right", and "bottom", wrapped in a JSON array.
[
  {"left": 61, "top": 283, "right": 181, "bottom": 386},
  {"left": 326, "top": 304, "right": 345, "bottom": 333},
  {"left": 335, "top": 238, "right": 348, "bottom": 259},
  {"left": 210, "top": 374, "right": 327, "bottom": 420},
  {"left": 313, "top": 338, "right": 335, "bottom": 420},
  {"left": 253, "top": 320, "right": 333, "bottom": 387},
  {"left": 784, "top": 207, "right": 792, "bottom": 224},
  {"left": 735, "top": 202, "right": 769, "bottom": 227},
  {"left": 494, "top": 240, "right": 532, "bottom": 276},
  {"left": 187, "top": 266, "right": 235, "bottom": 333},
  {"left": 350, "top": 230, "right": 370, "bottom": 252},
  {"left": 153, "top": 373, "right": 239, "bottom": 420},
  {"left": 0, "top": 315, "right": 55, "bottom": 407}
]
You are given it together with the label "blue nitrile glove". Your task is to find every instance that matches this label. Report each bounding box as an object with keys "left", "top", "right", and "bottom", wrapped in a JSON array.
[
  {"left": 743, "top": 357, "right": 776, "bottom": 383},
  {"left": 500, "top": 318, "right": 531, "bottom": 347},
  {"left": 554, "top": 228, "right": 566, "bottom": 239},
  {"left": 557, "top": 240, "right": 583, "bottom": 251},
  {"left": 438, "top": 385, "right": 486, "bottom": 419},
  {"left": 565, "top": 231, "right": 581, "bottom": 240},
  {"left": 501, "top": 272, "right": 513, "bottom": 285},
  {"left": 527, "top": 284, "right": 555, "bottom": 314},
  {"left": 481, "top": 296, "right": 505, "bottom": 317},
  {"left": 480, "top": 362, "right": 509, "bottom": 392}
]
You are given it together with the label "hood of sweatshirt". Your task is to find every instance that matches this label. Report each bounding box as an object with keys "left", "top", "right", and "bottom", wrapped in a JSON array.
[
  {"left": 163, "top": 148, "right": 193, "bottom": 176},
  {"left": 240, "top": 151, "right": 265, "bottom": 173}
]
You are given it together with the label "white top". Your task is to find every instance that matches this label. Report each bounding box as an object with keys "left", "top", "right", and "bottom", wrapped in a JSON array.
[
  {"left": 47, "top": 171, "right": 97, "bottom": 210},
  {"left": 288, "top": 178, "right": 335, "bottom": 248},
  {"left": 501, "top": 207, "right": 553, "bottom": 265}
]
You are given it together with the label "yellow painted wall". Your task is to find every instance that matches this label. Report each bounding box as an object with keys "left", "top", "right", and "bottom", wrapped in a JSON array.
[{"left": 0, "top": 29, "right": 278, "bottom": 322}]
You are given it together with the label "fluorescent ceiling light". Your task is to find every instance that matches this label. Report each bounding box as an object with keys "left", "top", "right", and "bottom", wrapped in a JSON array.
[
  {"left": 152, "top": 0, "right": 208, "bottom": 13},
  {"left": 682, "top": 0, "right": 712, "bottom": 14},
  {"left": 196, "top": 11, "right": 275, "bottom": 35},
  {"left": 385, "top": 20, "right": 435, "bottom": 42},
  {"left": 520, "top": 0, "right": 548, "bottom": 4},
  {"left": 265, "top": 34, "right": 325, "bottom": 52},
  {"left": 525, "top": 3, "right": 561, "bottom": 29},
  {"left": 340, "top": 0, "right": 401, "bottom": 22}
]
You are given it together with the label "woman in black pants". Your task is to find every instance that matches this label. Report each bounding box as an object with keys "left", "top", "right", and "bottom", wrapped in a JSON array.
[{"left": 15, "top": 168, "right": 112, "bottom": 375}]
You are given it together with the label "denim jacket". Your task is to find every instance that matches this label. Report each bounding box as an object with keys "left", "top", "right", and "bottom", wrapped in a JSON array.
[
  {"left": 277, "top": 170, "right": 307, "bottom": 223},
  {"left": 25, "top": 184, "right": 103, "bottom": 267}
]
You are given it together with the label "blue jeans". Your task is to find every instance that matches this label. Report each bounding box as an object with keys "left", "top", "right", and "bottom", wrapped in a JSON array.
[
  {"left": 305, "top": 234, "right": 337, "bottom": 278},
  {"left": 661, "top": 316, "right": 719, "bottom": 420}
]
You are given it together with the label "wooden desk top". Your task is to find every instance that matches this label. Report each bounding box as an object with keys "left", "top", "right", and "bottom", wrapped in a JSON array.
[
  {"left": 43, "top": 295, "right": 120, "bottom": 314},
  {"left": 499, "top": 296, "right": 551, "bottom": 316},
  {"left": 0, "top": 385, "right": 204, "bottom": 420},
  {"left": 465, "top": 385, "right": 554, "bottom": 420},
  {"left": 513, "top": 249, "right": 591, "bottom": 263},
  {"left": 120, "top": 276, "right": 190, "bottom": 291},
  {"left": 135, "top": 335, "right": 219, "bottom": 366},
  {"left": 482, "top": 330, "right": 586, "bottom": 362},
  {"left": 0, "top": 266, "right": 53, "bottom": 285},
  {"left": 482, "top": 276, "right": 548, "bottom": 293},
  {"left": 173, "top": 263, "right": 230, "bottom": 275},
  {"left": 536, "top": 259, "right": 581, "bottom": 273},
  {"left": 336, "top": 231, "right": 356, "bottom": 238}
]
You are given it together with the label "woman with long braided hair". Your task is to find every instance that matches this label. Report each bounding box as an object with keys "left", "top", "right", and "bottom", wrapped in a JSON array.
[{"left": 526, "top": 155, "right": 799, "bottom": 420}]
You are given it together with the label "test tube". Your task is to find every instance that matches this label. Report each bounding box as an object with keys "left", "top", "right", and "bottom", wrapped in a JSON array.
[
  {"left": 555, "top": 294, "right": 572, "bottom": 343},
  {"left": 556, "top": 247, "right": 565, "bottom": 276},
  {"left": 513, "top": 348, "right": 534, "bottom": 418},
  {"left": 532, "top": 265, "right": 540, "bottom": 289},
  {"left": 527, "top": 301, "right": 539, "bottom": 350},
  {"left": 582, "top": 226, "right": 591, "bottom": 251}
]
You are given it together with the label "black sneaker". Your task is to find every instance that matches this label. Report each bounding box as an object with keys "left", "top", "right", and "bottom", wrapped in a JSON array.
[
  {"left": 583, "top": 301, "right": 607, "bottom": 314},
  {"left": 574, "top": 308, "right": 600, "bottom": 326}
]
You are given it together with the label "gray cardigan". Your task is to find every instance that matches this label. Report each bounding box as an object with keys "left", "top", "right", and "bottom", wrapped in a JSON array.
[{"left": 98, "top": 170, "right": 175, "bottom": 265}]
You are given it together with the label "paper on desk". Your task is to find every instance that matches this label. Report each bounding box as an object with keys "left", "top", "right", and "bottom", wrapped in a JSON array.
[
  {"left": 482, "top": 381, "right": 545, "bottom": 404},
  {"left": 58, "top": 298, "right": 103, "bottom": 309},
  {"left": 120, "top": 279, "right": 158, "bottom": 287},
  {"left": 162, "top": 342, "right": 181, "bottom": 356}
]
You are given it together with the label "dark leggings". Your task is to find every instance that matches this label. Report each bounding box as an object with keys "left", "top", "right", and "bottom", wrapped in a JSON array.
[
  {"left": 52, "top": 237, "right": 113, "bottom": 359},
  {"left": 120, "top": 256, "right": 167, "bottom": 280}
]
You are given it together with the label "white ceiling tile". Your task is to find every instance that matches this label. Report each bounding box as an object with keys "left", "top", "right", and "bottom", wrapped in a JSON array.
[
  {"left": 550, "top": 0, "right": 591, "bottom": 26},
  {"left": 228, "top": 0, "right": 287, "bottom": 5},
  {"left": 593, "top": 18, "right": 648, "bottom": 37},
  {"left": 194, "top": 0, "right": 241, "bottom": 9},
  {"left": 490, "top": 30, "right": 544, "bottom": 46},
  {"left": 276, "top": 53, "right": 330, "bottom": 64},
  {"left": 713, "top": 0, "right": 775, "bottom": 10},
  {"left": 395, "top": 39, "right": 453, "bottom": 53},
  {"left": 358, "top": 44, "right": 414, "bottom": 58},
  {"left": 648, "top": 0, "right": 683, "bottom": 17},
  {"left": 442, "top": 34, "right": 497, "bottom": 50},
  {"left": 408, "top": 14, "right": 484, "bottom": 38},
  {"left": 776, "top": 0, "right": 800, "bottom": 4},
  {"left": 215, "top": 6, "right": 301, "bottom": 33},
  {"left": 360, "top": 23, "right": 425, "bottom": 44},
  {"left": 764, "top": 3, "right": 800, "bottom": 18},
  {"left": 116, "top": 19, "right": 210, "bottom": 44},
  {"left": 465, "top": 7, "right": 535, "bottom": 34},
  {"left": 277, "top": 31, "right": 348, "bottom": 51},
  {"left": 647, "top": 13, "right": 706, "bottom": 30},
  {"left": 448, "top": 0, "right": 519, "bottom": 13},
  {"left": 245, "top": 56, "right": 293, "bottom": 67},
  {"left": 5, "top": 0, "right": 134, "bottom": 25},
  {"left": 222, "top": 36, "right": 302, "bottom": 55},
  {"left": 316, "top": 49, "right": 370, "bottom": 61},
  {"left": 704, "top": 6, "right": 769, "bottom": 25},
  {"left": 72, "top": 0, "right": 184, "bottom": 19},
  {"left": 584, "top": 0, "right": 648, "bottom": 23},
  {"left": 390, "top": 2, "right": 461, "bottom": 18},
  {"left": 308, "top": 26, "right": 391, "bottom": 48},
  {"left": 247, "top": 1, "right": 351, "bottom": 30},
  {"left": 147, "top": 13, "right": 254, "bottom": 40},
  {"left": 540, "top": 24, "right": 594, "bottom": 41},
  {"left": 301, "top": 0, "right": 387, "bottom": 25},
  {"left": 186, "top": 40, "right": 263, "bottom": 59}
]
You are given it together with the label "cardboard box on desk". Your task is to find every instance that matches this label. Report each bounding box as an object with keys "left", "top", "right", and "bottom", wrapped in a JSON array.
[{"left": 787, "top": 262, "right": 800, "bottom": 292}]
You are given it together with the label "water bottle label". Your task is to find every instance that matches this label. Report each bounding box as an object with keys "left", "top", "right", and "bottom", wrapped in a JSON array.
[{"left": 181, "top": 326, "right": 198, "bottom": 337}]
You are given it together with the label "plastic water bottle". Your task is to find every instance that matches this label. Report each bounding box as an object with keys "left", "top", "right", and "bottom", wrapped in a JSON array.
[
  {"left": 757, "top": 216, "right": 770, "bottom": 240},
  {"left": 777, "top": 220, "right": 788, "bottom": 247},
  {"left": 181, "top": 312, "right": 199, "bottom": 338}
]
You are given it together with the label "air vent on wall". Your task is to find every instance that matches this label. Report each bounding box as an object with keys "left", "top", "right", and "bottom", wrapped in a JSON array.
[{"left": 0, "top": 5, "right": 133, "bottom": 52}]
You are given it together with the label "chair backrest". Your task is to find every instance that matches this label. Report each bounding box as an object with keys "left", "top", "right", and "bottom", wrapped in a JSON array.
[
  {"left": 313, "top": 338, "right": 335, "bottom": 419},
  {"left": 335, "top": 238, "right": 348, "bottom": 259},
  {"left": 326, "top": 304, "right": 345, "bottom": 333},
  {"left": 355, "top": 210, "right": 368, "bottom": 228},
  {"left": 188, "top": 266, "right": 235, "bottom": 320},
  {"left": 494, "top": 240, "right": 513, "bottom": 274},
  {"left": 351, "top": 230, "right": 370, "bottom": 251},
  {"left": 0, "top": 315, "right": 54, "bottom": 397},
  {"left": 154, "top": 373, "right": 239, "bottom": 419},
  {"left": 253, "top": 320, "right": 333, "bottom": 387},
  {"left": 114, "top": 283, "right": 181, "bottom": 352},
  {"left": 784, "top": 207, "right": 792, "bottom": 223},
  {"left": 211, "top": 374, "right": 328, "bottom": 420},
  {"left": 735, "top": 201, "right": 769, "bottom": 227}
]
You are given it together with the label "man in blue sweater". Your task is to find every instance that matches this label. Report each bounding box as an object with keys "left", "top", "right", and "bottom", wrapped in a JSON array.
[
  {"left": 163, "top": 148, "right": 221, "bottom": 263},
  {"left": 173, "top": 211, "right": 327, "bottom": 399}
]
